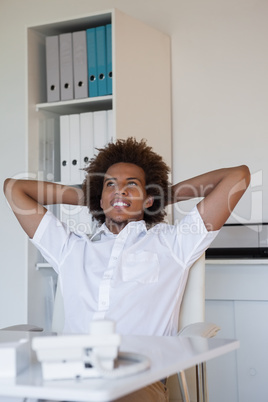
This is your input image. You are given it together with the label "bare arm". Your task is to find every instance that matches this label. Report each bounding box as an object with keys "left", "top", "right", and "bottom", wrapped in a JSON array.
[
  {"left": 3, "top": 179, "right": 84, "bottom": 239},
  {"left": 169, "top": 165, "right": 251, "bottom": 231}
]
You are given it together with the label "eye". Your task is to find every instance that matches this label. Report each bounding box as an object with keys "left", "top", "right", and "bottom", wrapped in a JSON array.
[
  {"left": 106, "top": 181, "right": 115, "bottom": 187},
  {"left": 127, "top": 181, "right": 138, "bottom": 186}
]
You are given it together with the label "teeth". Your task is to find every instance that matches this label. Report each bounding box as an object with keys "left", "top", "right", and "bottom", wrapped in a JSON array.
[{"left": 113, "top": 201, "right": 128, "bottom": 207}]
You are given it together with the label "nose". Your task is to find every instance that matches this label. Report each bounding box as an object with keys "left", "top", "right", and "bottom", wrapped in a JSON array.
[{"left": 115, "top": 185, "right": 128, "bottom": 196}]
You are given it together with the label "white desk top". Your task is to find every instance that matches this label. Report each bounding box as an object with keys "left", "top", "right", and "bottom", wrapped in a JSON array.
[{"left": 0, "top": 331, "right": 239, "bottom": 402}]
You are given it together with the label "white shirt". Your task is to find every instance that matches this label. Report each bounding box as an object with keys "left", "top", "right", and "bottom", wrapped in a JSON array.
[{"left": 31, "top": 207, "right": 218, "bottom": 336}]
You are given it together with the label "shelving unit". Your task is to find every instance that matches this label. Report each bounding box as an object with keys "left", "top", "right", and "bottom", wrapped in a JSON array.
[{"left": 26, "top": 8, "right": 171, "bottom": 329}]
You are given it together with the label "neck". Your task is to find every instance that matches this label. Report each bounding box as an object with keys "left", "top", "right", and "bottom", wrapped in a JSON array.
[
  {"left": 105, "top": 218, "right": 143, "bottom": 234},
  {"left": 105, "top": 219, "right": 128, "bottom": 234}
]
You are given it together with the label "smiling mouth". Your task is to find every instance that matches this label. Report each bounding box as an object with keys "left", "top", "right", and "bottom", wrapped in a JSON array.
[{"left": 112, "top": 200, "right": 130, "bottom": 208}]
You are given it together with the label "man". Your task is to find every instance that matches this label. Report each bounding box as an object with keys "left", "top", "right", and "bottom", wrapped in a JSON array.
[{"left": 4, "top": 137, "right": 250, "bottom": 401}]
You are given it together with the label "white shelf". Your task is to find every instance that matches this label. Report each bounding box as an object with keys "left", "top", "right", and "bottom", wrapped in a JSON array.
[
  {"left": 36, "top": 96, "right": 113, "bottom": 114},
  {"left": 206, "top": 258, "right": 268, "bottom": 265},
  {"left": 36, "top": 263, "right": 54, "bottom": 270},
  {"left": 31, "top": 11, "right": 112, "bottom": 36}
]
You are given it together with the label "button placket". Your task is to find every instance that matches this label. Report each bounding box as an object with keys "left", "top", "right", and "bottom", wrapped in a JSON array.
[{"left": 95, "top": 236, "right": 125, "bottom": 314}]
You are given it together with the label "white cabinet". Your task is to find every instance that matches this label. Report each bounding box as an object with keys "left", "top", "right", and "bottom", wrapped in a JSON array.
[
  {"left": 26, "top": 8, "right": 171, "bottom": 329},
  {"left": 205, "top": 259, "right": 268, "bottom": 402}
]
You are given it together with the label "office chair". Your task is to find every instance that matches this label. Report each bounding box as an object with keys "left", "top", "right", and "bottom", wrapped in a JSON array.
[
  {"left": 2, "top": 254, "right": 219, "bottom": 402},
  {"left": 167, "top": 253, "right": 220, "bottom": 402}
]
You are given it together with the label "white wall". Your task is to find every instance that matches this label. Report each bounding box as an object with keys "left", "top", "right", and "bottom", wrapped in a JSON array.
[{"left": 0, "top": 0, "right": 267, "bottom": 325}]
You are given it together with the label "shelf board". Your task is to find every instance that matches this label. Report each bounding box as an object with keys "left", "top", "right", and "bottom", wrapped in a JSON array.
[
  {"left": 36, "top": 262, "right": 53, "bottom": 270},
  {"left": 36, "top": 96, "right": 113, "bottom": 114},
  {"left": 29, "top": 11, "right": 112, "bottom": 36},
  {"left": 206, "top": 258, "right": 268, "bottom": 265}
]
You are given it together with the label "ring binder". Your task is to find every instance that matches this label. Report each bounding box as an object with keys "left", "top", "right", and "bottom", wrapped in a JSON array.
[
  {"left": 73, "top": 31, "right": 88, "bottom": 99},
  {"left": 45, "top": 36, "right": 60, "bottom": 102},
  {"left": 96, "top": 26, "right": 107, "bottom": 96},
  {"left": 86, "top": 28, "right": 98, "bottom": 97},
  {"left": 59, "top": 33, "right": 74, "bottom": 101}
]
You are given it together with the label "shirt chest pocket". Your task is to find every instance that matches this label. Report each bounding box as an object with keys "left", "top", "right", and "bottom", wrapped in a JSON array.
[{"left": 121, "top": 252, "right": 160, "bottom": 284}]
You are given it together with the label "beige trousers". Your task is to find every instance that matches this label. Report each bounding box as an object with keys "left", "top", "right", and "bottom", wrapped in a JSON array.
[{"left": 114, "top": 380, "right": 169, "bottom": 402}]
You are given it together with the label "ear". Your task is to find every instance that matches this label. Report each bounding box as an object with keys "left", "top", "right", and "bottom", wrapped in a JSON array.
[
  {"left": 145, "top": 196, "right": 154, "bottom": 208},
  {"left": 100, "top": 199, "right": 103, "bottom": 210}
]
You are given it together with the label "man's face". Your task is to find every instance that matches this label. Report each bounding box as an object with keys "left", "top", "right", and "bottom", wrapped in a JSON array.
[{"left": 100, "top": 162, "right": 153, "bottom": 233}]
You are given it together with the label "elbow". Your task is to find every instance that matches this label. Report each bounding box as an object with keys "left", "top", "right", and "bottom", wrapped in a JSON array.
[
  {"left": 3, "top": 178, "right": 17, "bottom": 203},
  {"left": 237, "top": 165, "right": 251, "bottom": 192},
  {"left": 3, "top": 178, "right": 12, "bottom": 195},
  {"left": 241, "top": 165, "right": 251, "bottom": 187}
]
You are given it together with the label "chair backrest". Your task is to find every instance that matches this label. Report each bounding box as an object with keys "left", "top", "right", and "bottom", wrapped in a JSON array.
[
  {"left": 178, "top": 253, "right": 205, "bottom": 331},
  {"left": 51, "top": 281, "right": 65, "bottom": 333},
  {"left": 168, "top": 253, "right": 206, "bottom": 402},
  {"left": 52, "top": 253, "right": 206, "bottom": 334}
]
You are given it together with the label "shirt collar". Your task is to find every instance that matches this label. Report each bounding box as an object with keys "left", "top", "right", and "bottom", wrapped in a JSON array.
[{"left": 89, "top": 220, "right": 147, "bottom": 241}]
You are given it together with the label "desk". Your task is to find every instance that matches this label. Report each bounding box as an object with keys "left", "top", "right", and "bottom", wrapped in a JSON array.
[
  {"left": 206, "top": 259, "right": 268, "bottom": 402},
  {"left": 0, "top": 331, "right": 239, "bottom": 402}
]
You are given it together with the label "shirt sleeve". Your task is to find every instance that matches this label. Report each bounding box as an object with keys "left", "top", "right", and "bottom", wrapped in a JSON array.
[
  {"left": 163, "top": 206, "right": 219, "bottom": 270},
  {"left": 30, "top": 210, "right": 72, "bottom": 274}
]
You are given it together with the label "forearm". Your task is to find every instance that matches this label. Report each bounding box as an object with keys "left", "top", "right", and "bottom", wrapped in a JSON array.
[
  {"left": 169, "top": 165, "right": 250, "bottom": 231},
  {"left": 169, "top": 165, "right": 250, "bottom": 204},
  {"left": 4, "top": 179, "right": 85, "bottom": 238},
  {"left": 4, "top": 179, "right": 84, "bottom": 210}
]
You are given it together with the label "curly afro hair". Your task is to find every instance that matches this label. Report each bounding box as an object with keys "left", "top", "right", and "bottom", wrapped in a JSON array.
[{"left": 82, "top": 137, "right": 170, "bottom": 226}]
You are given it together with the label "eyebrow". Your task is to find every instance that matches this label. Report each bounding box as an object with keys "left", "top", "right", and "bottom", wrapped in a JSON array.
[{"left": 103, "top": 177, "right": 143, "bottom": 184}]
